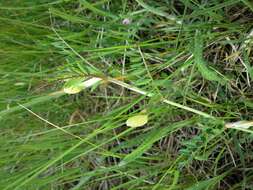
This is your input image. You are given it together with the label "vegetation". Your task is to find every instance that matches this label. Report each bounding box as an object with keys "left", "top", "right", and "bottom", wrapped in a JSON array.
[{"left": 1, "top": 0, "right": 253, "bottom": 189}]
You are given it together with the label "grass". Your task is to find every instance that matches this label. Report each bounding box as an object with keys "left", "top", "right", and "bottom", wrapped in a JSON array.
[{"left": 1, "top": 0, "right": 253, "bottom": 189}]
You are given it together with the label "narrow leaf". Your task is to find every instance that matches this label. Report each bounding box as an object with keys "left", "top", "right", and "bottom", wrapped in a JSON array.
[
  {"left": 194, "top": 31, "right": 225, "bottom": 85},
  {"left": 135, "top": 0, "right": 181, "bottom": 23},
  {"left": 80, "top": 0, "right": 118, "bottom": 19},
  {"left": 120, "top": 119, "right": 194, "bottom": 166},
  {"left": 186, "top": 173, "right": 227, "bottom": 190}
]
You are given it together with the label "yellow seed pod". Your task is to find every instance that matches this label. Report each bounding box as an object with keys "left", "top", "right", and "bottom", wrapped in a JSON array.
[
  {"left": 126, "top": 114, "right": 148, "bottom": 128},
  {"left": 63, "top": 78, "right": 84, "bottom": 94}
]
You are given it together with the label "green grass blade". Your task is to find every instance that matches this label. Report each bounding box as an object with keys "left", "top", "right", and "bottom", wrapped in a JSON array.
[
  {"left": 79, "top": 0, "right": 118, "bottom": 19},
  {"left": 194, "top": 31, "right": 226, "bottom": 85},
  {"left": 120, "top": 119, "right": 195, "bottom": 166}
]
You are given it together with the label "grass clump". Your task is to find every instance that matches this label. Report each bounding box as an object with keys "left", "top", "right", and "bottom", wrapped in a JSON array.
[{"left": 1, "top": 0, "right": 253, "bottom": 189}]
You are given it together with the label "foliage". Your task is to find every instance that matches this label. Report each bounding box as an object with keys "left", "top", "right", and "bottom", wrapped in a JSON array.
[{"left": 1, "top": 0, "right": 253, "bottom": 189}]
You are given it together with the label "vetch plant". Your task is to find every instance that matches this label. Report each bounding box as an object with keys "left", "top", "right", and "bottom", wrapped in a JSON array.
[{"left": 2, "top": 1, "right": 253, "bottom": 189}]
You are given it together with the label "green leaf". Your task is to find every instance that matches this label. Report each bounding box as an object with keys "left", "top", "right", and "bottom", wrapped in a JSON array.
[
  {"left": 194, "top": 31, "right": 226, "bottom": 85},
  {"left": 242, "top": 49, "right": 253, "bottom": 80},
  {"left": 186, "top": 173, "right": 227, "bottom": 190},
  {"left": 120, "top": 119, "right": 194, "bottom": 166},
  {"left": 80, "top": 0, "right": 118, "bottom": 19},
  {"left": 241, "top": 0, "right": 253, "bottom": 12},
  {"left": 135, "top": 0, "right": 180, "bottom": 23}
]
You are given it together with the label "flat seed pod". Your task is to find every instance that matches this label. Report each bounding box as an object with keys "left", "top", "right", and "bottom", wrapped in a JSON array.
[
  {"left": 225, "top": 120, "right": 253, "bottom": 129},
  {"left": 126, "top": 114, "right": 148, "bottom": 128},
  {"left": 63, "top": 78, "right": 84, "bottom": 94}
]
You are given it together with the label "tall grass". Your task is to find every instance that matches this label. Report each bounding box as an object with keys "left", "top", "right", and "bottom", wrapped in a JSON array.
[{"left": 1, "top": 0, "right": 253, "bottom": 189}]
